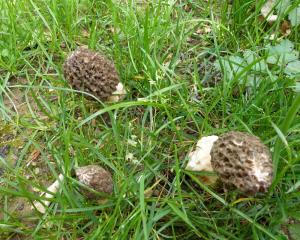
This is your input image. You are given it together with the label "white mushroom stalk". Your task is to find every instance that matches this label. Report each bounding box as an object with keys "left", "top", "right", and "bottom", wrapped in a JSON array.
[
  {"left": 185, "top": 135, "right": 219, "bottom": 185},
  {"left": 32, "top": 174, "right": 64, "bottom": 214},
  {"left": 186, "top": 135, "right": 219, "bottom": 172},
  {"left": 261, "top": 0, "right": 278, "bottom": 23},
  {"left": 107, "top": 82, "right": 127, "bottom": 103}
]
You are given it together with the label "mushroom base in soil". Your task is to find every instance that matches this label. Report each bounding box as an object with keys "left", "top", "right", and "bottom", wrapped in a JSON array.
[{"left": 186, "top": 131, "right": 273, "bottom": 195}]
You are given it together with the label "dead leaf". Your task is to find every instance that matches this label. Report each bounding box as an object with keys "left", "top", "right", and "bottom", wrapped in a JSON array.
[
  {"left": 29, "top": 150, "right": 41, "bottom": 162},
  {"left": 280, "top": 20, "right": 291, "bottom": 36},
  {"left": 81, "top": 29, "right": 89, "bottom": 38},
  {"left": 26, "top": 149, "right": 41, "bottom": 167}
]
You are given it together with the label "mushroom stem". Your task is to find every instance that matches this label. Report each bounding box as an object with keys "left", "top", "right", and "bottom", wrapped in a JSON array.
[
  {"left": 186, "top": 135, "right": 219, "bottom": 172},
  {"left": 32, "top": 174, "right": 64, "bottom": 213},
  {"left": 107, "top": 82, "right": 127, "bottom": 103},
  {"left": 261, "top": 0, "right": 278, "bottom": 23},
  {"left": 185, "top": 135, "right": 219, "bottom": 185}
]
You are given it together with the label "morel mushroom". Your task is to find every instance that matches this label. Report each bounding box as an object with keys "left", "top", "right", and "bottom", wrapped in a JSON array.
[
  {"left": 186, "top": 131, "right": 273, "bottom": 194},
  {"left": 75, "top": 165, "right": 113, "bottom": 199},
  {"left": 32, "top": 165, "right": 113, "bottom": 213},
  {"left": 63, "top": 47, "right": 126, "bottom": 102}
]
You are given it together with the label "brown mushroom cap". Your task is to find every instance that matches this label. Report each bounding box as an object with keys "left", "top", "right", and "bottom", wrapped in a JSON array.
[
  {"left": 75, "top": 165, "right": 113, "bottom": 199},
  {"left": 63, "top": 47, "right": 120, "bottom": 101},
  {"left": 210, "top": 131, "right": 273, "bottom": 194}
]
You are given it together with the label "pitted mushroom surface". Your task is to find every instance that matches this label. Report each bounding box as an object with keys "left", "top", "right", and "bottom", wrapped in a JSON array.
[
  {"left": 210, "top": 131, "right": 273, "bottom": 194},
  {"left": 75, "top": 165, "right": 113, "bottom": 199},
  {"left": 186, "top": 131, "right": 273, "bottom": 194},
  {"left": 63, "top": 47, "right": 124, "bottom": 101}
]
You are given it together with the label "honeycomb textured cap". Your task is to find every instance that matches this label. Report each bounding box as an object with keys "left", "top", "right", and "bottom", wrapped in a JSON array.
[
  {"left": 63, "top": 47, "right": 120, "bottom": 101},
  {"left": 210, "top": 131, "right": 273, "bottom": 194},
  {"left": 75, "top": 165, "right": 113, "bottom": 199}
]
